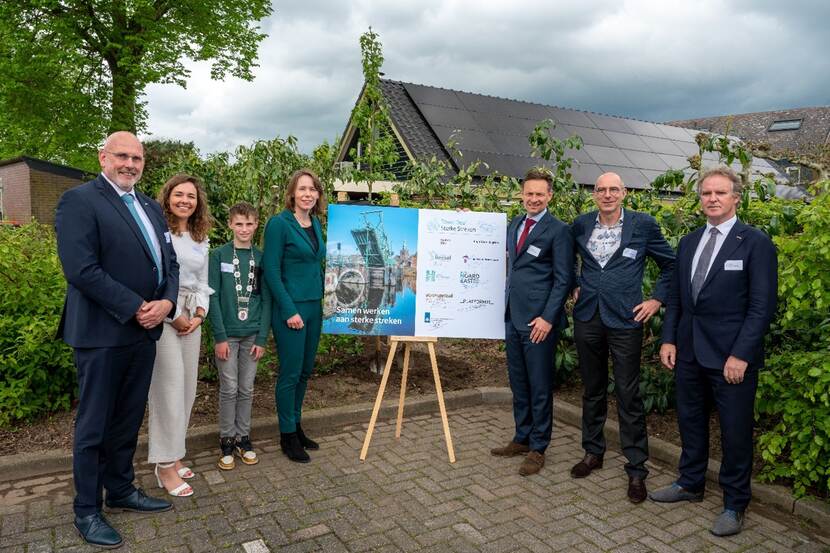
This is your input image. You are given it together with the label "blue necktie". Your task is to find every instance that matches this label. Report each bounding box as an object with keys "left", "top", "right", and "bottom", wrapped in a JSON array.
[{"left": 122, "top": 194, "right": 163, "bottom": 284}]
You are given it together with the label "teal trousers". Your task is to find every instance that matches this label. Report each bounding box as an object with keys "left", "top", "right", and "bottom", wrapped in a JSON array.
[{"left": 272, "top": 300, "right": 322, "bottom": 433}]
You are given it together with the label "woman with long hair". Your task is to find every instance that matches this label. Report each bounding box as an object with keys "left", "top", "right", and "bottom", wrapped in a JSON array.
[
  {"left": 147, "top": 174, "right": 212, "bottom": 496},
  {"left": 263, "top": 169, "right": 326, "bottom": 463}
]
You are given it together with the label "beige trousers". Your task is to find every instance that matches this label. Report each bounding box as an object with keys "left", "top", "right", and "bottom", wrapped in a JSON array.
[{"left": 147, "top": 321, "right": 201, "bottom": 464}]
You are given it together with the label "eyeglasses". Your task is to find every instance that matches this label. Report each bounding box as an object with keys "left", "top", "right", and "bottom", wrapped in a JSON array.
[
  {"left": 594, "top": 187, "right": 623, "bottom": 196},
  {"left": 105, "top": 151, "right": 144, "bottom": 163}
]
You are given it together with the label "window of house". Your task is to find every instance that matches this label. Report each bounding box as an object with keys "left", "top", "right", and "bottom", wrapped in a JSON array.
[{"left": 768, "top": 119, "right": 802, "bottom": 131}]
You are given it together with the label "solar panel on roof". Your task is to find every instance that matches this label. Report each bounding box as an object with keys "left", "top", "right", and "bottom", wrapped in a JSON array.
[
  {"left": 622, "top": 150, "right": 671, "bottom": 172},
  {"left": 584, "top": 144, "right": 634, "bottom": 167},
  {"left": 507, "top": 102, "right": 551, "bottom": 122},
  {"left": 673, "top": 141, "right": 699, "bottom": 157},
  {"left": 656, "top": 153, "right": 690, "bottom": 169},
  {"left": 471, "top": 111, "right": 536, "bottom": 137},
  {"left": 624, "top": 120, "right": 666, "bottom": 138},
  {"left": 546, "top": 107, "right": 597, "bottom": 128},
  {"left": 640, "top": 136, "right": 686, "bottom": 156},
  {"left": 598, "top": 166, "right": 649, "bottom": 189},
  {"left": 561, "top": 126, "right": 615, "bottom": 148},
  {"left": 571, "top": 163, "right": 604, "bottom": 185},
  {"left": 403, "top": 83, "right": 466, "bottom": 110},
  {"left": 603, "top": 130, "right": 651, "bottom": 152},
  {"left": 443, "top": 128, "right": 498, "bottom": 153},
  {"left": 640, "top": 169, "right": 669, "bottom": 183},
  {"left": 418, "top": 104, "right": 480, "bottom": 131},
  {"left": 657, "top": 124, "right": 694, "bottom": 142},
  {"left": 489, "top": 133, "right": 533, "bottom": 157},
  {"left": 587, "top": 114, "right": 635, "bottom": 134}
]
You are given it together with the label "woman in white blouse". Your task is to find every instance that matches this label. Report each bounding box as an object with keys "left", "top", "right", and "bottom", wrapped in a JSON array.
[{"left": 148, "top": 174, "right": 213, "bottom": 497}]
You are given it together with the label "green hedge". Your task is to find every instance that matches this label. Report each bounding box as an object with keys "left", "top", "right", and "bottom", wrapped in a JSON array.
[{"left": 0, "top": 223, "right": 75, "bottom": 428}]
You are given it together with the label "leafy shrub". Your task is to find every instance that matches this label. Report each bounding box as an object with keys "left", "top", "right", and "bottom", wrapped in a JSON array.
[
  {"left": 756, "top": 350, "right": 830, "bottom": 497},
  {"left": 0, "top": 223, "right": 75, "bottom": 427},
  {"left": 316, "top": 334, "right": 364, "bottom": 375}
]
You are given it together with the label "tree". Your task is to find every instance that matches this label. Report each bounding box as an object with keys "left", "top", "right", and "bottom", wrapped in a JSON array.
[
  {"left": 0, "top": 0, "right": 272, "bottom": 163},
  {"left": 346, "top": 28, "right": 400, "bottom": 203}
]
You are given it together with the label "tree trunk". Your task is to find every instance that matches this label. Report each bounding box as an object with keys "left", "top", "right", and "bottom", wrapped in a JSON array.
[{"left": 109, "top": 64, "right": 137, "bottom": 134}]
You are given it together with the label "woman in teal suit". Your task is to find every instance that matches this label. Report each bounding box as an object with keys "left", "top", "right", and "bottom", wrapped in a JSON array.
[{"left": 263, "top": 169, "right": 326, "bottom": 463}]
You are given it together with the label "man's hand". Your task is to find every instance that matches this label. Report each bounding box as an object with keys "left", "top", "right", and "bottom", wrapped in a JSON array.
[
  {"left": 572, "top": 287, "right": 580, "bottom": 302},
  {"left": 633, "top": 299, "right": 662, "bottom": 323},
  {"left": 250, "top": 344, "right": 265, "bottom": 361},
  {"left": 286, "top": 313, "right": 304, "bottom": 330},
  {"left": 660, "top": 343, "right": 676, "bottom": 370},
  {"left": 137, "top": 299, "right": 173, "bottom": 329},
  {"left": 527, "top": 317, "right": 552, "bottom": 344},
  {"left": 723, "top": 355, "right": 748, "bottom": 384},
  {"left": 215, "top": 341, "right": 230, "bottom": 361}
]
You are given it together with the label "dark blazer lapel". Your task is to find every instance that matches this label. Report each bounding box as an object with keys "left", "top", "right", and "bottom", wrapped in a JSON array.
[
  {"left": 578, "top": 212, "right": 595, "bottom": 251},
  {"left": 508, "top": 216, "right": 522, "bottom": 266},
  {"left": 700, "top": 221, "right": 747, "bottom": 293},
  {"left": 313, "top": 216, "right": 325, "bottom": 261},
  {"left": 280, "top": 209, "right": 314, "bottom": 250},
  {"left": 136, "top": 190, "right": 169, "bottom": 262},
  {"left": 683, "top": 226, "right": 705, "bottom": 299},
  {"left": 96, "top": 177, "right": 155, "bottom": 264}
]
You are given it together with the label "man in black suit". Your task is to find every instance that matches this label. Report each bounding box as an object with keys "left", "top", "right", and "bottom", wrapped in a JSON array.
[
  {"left": 651, "top": 166, "right": 777, "bottom": 537},
  {"left": 569, "top": 172, "right": 675, "bottom": 503},
  {"left": 55, "top": 131, "right": 179, "bottom": 548},
  {"left": 491, "top": 168, "right": 573, "bottom": 476}
]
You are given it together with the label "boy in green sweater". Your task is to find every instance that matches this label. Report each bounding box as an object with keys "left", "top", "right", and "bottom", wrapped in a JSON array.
[{"left": 208, "top": 202, "right": 272, "bottom": 470}]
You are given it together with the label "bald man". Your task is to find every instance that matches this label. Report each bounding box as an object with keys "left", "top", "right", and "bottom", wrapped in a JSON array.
[
  {"left": 569, "top": 172, "right": 675, "bottom": 503},
  {"left": 56, "top": 132, "right": 179, "bottom": 548}
]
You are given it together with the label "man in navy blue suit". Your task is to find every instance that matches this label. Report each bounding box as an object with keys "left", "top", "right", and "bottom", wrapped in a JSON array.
[
  {"left": 570, "top": 172, "right": 675, "bottom": 503},
  {"left": 491, "top": 168, "right": 573, "bottom": 476},
  {"left": 55, "top": 131, "right": 179, "bottom": 548},
  {"left": 651, "top": 166, "right": 777, "bottom": 537}
]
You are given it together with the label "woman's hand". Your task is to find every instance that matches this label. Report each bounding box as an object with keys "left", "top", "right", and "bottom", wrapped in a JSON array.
[
  {"left": 171, "top": 315, "right": 190, "bottom": 332},
  {"left": 286, "top": 314, "right": 304, "bottom": 330},
  {"left": 178, "top": 312, "right": 204, "bottom": 336}
]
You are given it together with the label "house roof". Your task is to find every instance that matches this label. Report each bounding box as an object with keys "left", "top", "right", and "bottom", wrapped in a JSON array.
[
  {"left": 667, "top": 106, "right": 830, "bottom": 154},
  {"left": 0, "top": 156, "right": 91, "bottom": 180},
  {"left": 371, "top": 79, "right": 784, "bottom": 189}
]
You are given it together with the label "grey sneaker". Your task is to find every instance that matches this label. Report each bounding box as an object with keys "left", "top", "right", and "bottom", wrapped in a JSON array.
[
  {"left": 649, "top": 482, "right": 704, "bottom": 503},
  {"left": 710, "top": 509, "right": 744, "bottom": 536}
]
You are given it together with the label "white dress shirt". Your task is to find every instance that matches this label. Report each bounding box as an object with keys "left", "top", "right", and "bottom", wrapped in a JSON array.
[
  {"left": 690, "top": 215, "right": 737, "bottom": 282},
  {"left": 103, "top": 174, "right": 164, "bottom": 270},
  {"left": 516, "top": 208, "right": 547, "bottom": 246}
]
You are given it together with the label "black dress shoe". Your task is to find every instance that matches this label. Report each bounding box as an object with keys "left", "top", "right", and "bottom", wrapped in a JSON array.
[
  {"left": 296, "top": 424, "right": 320, "bottom": 450},
  {"left": 627, "top": 476, "right": 647, "bottom": 504},
  {"left": 74, "top": 513, "right": 123, "bottom": 549},
  {"left": 570, "top": 453, "right": 604, "bottom": 478},
  {"left": 280, "top": 432, "right": 310, "bottom": 463},
  {"left": 105, "top": 488, "right": 173, "bottom": 513}
]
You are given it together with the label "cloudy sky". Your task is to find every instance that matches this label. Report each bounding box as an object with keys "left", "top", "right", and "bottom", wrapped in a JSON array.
[{"left": 143, "top": 0, "right": 829, "bottom": 155}]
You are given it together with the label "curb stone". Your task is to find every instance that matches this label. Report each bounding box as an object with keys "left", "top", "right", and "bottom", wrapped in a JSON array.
[{"left": 1, "top": 386, "right": 826, "bottom": 530}]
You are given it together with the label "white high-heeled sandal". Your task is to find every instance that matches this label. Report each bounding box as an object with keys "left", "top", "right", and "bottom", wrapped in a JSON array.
[
  {"left": 155, "top": 463, "right": 194, "bottom": 497},
  {"left": 177, "top": 466, "right": 195, "bottom": 479}
]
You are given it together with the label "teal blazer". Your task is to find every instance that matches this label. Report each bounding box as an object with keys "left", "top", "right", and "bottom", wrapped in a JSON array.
[{"left": 262, "top": 209, "right": 325, "bottom": 320}]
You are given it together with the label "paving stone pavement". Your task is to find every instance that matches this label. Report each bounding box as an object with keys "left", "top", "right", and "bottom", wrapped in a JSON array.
[{"left": 2, "top": 405, "right": 829, "bottom": 553}]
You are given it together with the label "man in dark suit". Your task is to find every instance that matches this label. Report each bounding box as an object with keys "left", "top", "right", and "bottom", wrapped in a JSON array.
[
  {"left": 55, "top": 131, "right": 179, "bottom": 548},
  {"left": 570, "top": 172, "right": 675, "bottom": 503},
  {"left": 651, "top": 166, "right": 777, "bottom": 537},
  {"left": 491, "top": 168, "right": 573, "bottom": 476}
]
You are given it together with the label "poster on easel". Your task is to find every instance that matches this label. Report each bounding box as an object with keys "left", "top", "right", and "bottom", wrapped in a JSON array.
[{"left": 322, "top": 205, "right": 506, "bottom": 339}]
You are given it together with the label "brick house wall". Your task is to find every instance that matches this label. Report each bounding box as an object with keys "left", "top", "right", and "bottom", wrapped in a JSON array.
[
  {"left": 0, "top": 161, "right": 32, "bottom": 224},
  {"left": 29, "top": 169, "right": 83, "bottom": 226},
  {"left": 0, "top": 157, "right": 89, "bottom": 225}
]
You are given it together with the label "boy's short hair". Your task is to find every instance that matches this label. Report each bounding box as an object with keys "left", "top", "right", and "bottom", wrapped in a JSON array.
[{"left": 229, "top": 201, "right": 258, "bottom": 220}]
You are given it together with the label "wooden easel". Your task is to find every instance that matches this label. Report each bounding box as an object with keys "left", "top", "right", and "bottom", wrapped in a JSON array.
[{"left": 359, "top": 336, "right": 456, "bottom": 463}]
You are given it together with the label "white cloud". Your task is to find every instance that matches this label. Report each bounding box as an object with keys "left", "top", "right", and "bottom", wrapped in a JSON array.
[{"left": 144, "top": 0, "right": 829, "bottom": 154}]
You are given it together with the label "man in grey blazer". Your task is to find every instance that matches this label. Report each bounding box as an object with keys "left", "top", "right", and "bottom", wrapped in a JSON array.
[
  {"left": 570, "top": 172, "right": 675, "bottom": 503},
  {"left": 491, "top": 168, "right": 573, "bottom": 476}
]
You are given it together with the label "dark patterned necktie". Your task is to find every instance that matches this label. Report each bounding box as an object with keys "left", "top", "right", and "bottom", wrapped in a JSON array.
[
  {"left": 691, "top": 227, "right": 719, "bottom": 303},
  {"left": 516, "top": 218, "right": 536, "bottom": 253}
]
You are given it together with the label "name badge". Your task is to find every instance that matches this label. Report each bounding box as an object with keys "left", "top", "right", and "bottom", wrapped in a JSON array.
[
  {"left": 622, "top": 247, "right": 638, "bottom": 259},
  {"left": 527, "top": 245, "right": 541, "bottom": 257},
  {"left": 724, "top": 260, "right": 743, "bottom": 271},
  {"left": 220, "top": 262, "right": 235, "bottom": 273},
  {"left": 164, "top": 231, "right": 171, "bottom": 243}
]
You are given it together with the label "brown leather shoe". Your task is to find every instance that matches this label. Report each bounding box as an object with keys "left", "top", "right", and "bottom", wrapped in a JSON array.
[
  {"left": 518, "top": 451, "right": 545, "bottom": 476},
  {"left": 570, "top": 453, "right": 603, "bottom": 478},
  {"left": 627, "top": 476, "right": 647, "bottom": 504},
  {"left": 490, "top": 441, "right": 530, "bottom": 457}
]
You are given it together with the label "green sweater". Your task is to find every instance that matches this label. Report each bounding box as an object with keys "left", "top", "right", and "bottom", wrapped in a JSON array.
[{"left": 208, "top": 242, "right": 272, "bottom": 346}]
